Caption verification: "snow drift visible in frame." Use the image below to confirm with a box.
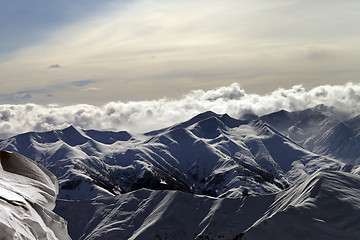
[0,150,70,240]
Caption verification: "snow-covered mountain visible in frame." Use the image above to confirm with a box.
[0,110,349,200]
[0,150,70,239]
[1,106,360,239]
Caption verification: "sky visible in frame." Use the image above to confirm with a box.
[0,0,359,105]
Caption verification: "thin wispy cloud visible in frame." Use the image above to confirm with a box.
[71,80,96,87]
[0,82,359,139]
[81,87,101,92]
[0,80,98,103]
[10,91,33,101]
[49,64,61,68]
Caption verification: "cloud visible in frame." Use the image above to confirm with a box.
[0,80,98,104]
[71,80,96,87]
[0,82,359,139]
[49,64,61,68]
[81,87,101,92]
[7,91,33,102]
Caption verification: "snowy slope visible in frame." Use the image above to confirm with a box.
[0,150,70,240]
[241,171,360,240]
[54,189,274,240]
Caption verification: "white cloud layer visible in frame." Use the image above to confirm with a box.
[0,82,359,139]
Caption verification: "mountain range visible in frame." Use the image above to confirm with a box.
[0,105,359,239]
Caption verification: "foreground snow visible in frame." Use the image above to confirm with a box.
[0,151,70,240]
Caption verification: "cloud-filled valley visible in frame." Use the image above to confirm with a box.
[0,82,359,139]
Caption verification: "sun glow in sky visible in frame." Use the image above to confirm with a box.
[1,0,359,104]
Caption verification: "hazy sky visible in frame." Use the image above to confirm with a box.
[1,0,359,104]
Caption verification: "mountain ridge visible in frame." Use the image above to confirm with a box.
[0,106,355,200]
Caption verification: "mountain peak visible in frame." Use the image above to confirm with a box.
[194,115,226,134]
[145,111,220,136]
[62,125,80,133]
[185,111,219,124]
[219,113,247,128]
[56,125,89,146]
[310,104,330,112]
